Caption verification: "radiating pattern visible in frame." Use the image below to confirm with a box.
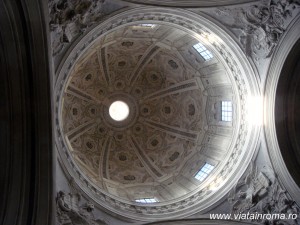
[61,24,234,203]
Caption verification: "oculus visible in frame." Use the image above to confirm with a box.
[109,101,129,121]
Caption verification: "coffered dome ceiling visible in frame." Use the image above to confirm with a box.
[62,23,224,197]
[55,8,260,221]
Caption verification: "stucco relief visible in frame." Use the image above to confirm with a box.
[49,0,125,57]
[56,191,107,225]
[205,0,300,61]
[228,163,300,225]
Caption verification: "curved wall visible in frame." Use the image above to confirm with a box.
[0,0,53,224]
[264,14,300,205]
[275,38,300,187]
[119,0,257,7]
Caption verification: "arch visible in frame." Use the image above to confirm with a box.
[264,14,300,205]
[118,0,257,8]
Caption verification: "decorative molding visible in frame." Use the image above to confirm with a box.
[118,0,257,8]
[129,45,161,86]
[141,78,199,101]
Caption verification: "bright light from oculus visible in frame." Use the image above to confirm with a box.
[109,101,129,121]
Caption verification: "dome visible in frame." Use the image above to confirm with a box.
[62,23,230,199]
[3,1,300,225]
[55,7,260,221]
